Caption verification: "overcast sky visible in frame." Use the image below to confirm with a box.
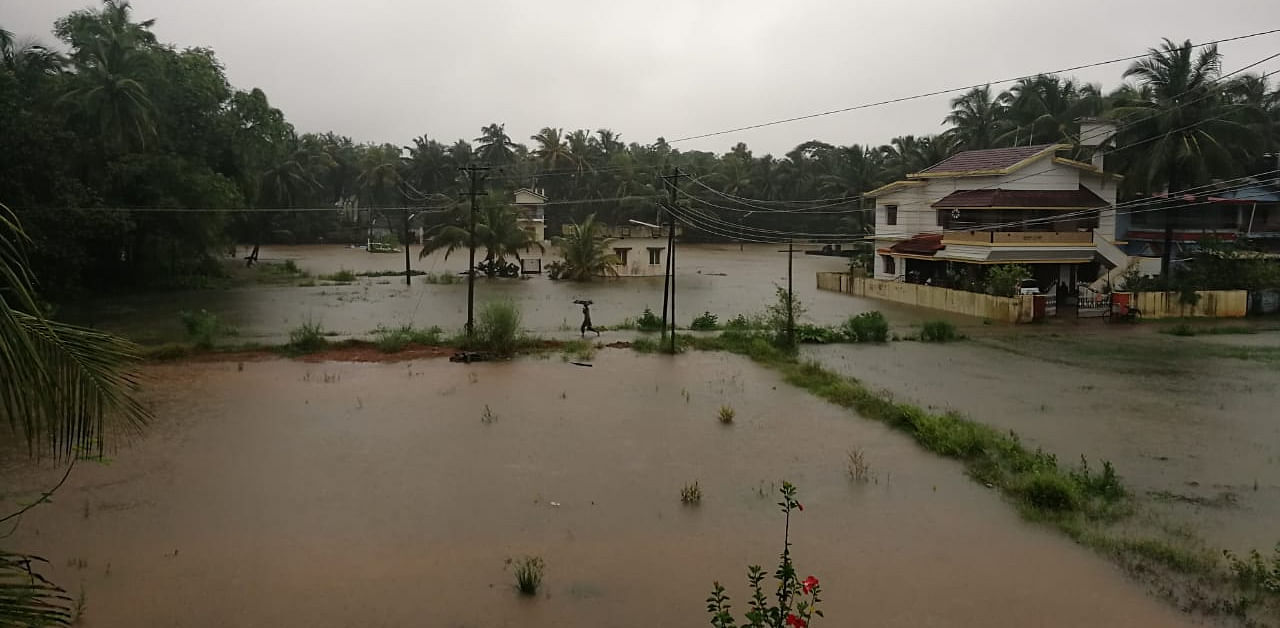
[4,0,1279,155]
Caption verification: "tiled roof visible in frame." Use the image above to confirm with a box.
[931,187,1108,209]
[916,144,1060,175]
[888,233,944,255]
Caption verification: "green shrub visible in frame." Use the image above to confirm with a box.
[723,314,757,330]
[795,324,840,344]
[475,300,522,354]
[637,307,664,331]
[920,320,958,342]
[372,325,444,352]
[282,259,301,274]
[842,311,889,343]
[690,311,719,330]
[1069,456,1126,502]
[765,286,806,347]
[1224,544,1280,594]
[288,320,328,354]
[985,264,1031,297]
[1017,472,1083,513]
[178,309,234,350]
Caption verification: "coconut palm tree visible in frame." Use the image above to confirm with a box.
[553,213,619,281]
[1109,38,1255,274]
[1,203,149,624]
[1000,75,1103,148]
[944,85,1009,151]
[59,38,155,153]
[420,200,542,276]
[474,123,518,166]
[531,127,574,171]
[356,143,402,207]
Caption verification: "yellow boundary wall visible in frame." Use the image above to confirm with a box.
[816,273,1033,323]
[1130,290,1248,319]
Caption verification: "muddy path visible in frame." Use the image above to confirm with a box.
[1,352,1189,627]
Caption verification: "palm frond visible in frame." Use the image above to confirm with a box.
[0,552,73,627]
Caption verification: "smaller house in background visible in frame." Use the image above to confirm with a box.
[513,188,547,243]
[1124,179,1280,258]
[557,223,682,277]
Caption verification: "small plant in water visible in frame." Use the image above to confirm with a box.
[481,404,497,424]
[718,405,736,424]
[511,555,545,596]
[707,482,822,628]
[846,448,871,482]
[681,481,702,505]
[920,320,959,342]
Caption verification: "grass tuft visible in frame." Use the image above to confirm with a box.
[680,481,702,505]
[319,268,357,282]
[287,320,328,354]
[371,324,444,352]
[511,556,545,596]
[717,405,735,424]
[920,320,959,342]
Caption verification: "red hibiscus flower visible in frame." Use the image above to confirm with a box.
[795,502,803,511]
[785,613,808,628]
[801,575,820,594]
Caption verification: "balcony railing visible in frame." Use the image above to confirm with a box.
[943,231,1095,245]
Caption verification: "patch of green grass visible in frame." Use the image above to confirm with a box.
[421,271,462,284]
[178,309,236,350]
[920,320,959,342]
[319,268,357,282]
[356,269,425,277]
[560,339,597,362]
[717,405,735,424]
[630,337,659,353]
[371,324,444,352]
[140,343,195,361]
[511,556,545,596]
[473,300,523,355]
[286,320,328,354]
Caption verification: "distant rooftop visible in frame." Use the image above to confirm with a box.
[915,144,1061,176]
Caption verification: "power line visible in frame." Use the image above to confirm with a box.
[667,28,1280,144]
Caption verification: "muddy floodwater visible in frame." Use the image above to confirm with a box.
[2,352,1190,627]
[804,330,1280,555]
[64,244,966,344]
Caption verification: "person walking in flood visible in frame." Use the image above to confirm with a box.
[575,299,599,337]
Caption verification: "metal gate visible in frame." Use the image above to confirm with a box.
[1076,285,1111,318]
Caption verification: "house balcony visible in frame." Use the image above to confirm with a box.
[942,231,1095,246]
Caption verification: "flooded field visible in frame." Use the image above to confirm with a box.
[63,244,965,344]
[1,352,1190,627]
[804,328,1280,555]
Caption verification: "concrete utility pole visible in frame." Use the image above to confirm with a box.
[660,167,686,353]
[461,164,490,339]
[787,237,795,347]
[402,206,412,286]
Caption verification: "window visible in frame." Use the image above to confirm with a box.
[647,247,663,264]
[613,247,630,265]
[882,255,896,276]
[885,204,898,226]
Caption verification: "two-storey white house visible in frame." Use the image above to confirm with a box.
[867,139,1127,293]
[513,188,547,244]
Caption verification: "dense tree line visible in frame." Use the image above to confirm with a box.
[4,2,1279,295]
